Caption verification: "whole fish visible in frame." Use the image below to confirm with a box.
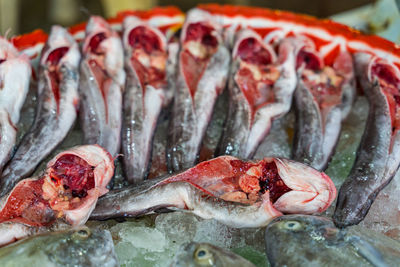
[216,29,296,158]
[292,36,355,171]
[167,8,230,172]
[265,215,400,267]
[0,227,118,267]
[90,156,336,228]
[0,26,80,197]
[0,145,114,245]
[170,242,256,267]
[121,16,175,184]
[79,16,125,157]
[334,53,400,227]
[0,38,31,172]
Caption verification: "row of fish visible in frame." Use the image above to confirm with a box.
[0,214,398,267]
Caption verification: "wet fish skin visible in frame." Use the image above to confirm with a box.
[91,156,336,227]
[292,37,355,171]
[79,16,125,157]
[265,215,400,267]
[170,242,256,267]
[121,17,173,184]
[167,8,230,172]
[333,53,400,227]
[217,30,297,159]
[0,227,118,267]
[0,38,31,171]
[0,26,80,197]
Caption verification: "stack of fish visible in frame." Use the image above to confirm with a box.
[0,4,398,266]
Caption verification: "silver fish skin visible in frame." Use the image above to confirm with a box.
[0,26,80,197]
[170,242,256,267]
[333,53,400,227]
[0,38,31,171]
[265,215,400,267]
[90,156,336,228]
[217,30,296,158]
[291,36,355,171]
[0,227,118,267]
[167,8,230,172]
[121,16,175,184]
[79,16,125,157]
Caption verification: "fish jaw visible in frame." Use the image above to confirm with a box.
[0,145,114,227]
[272,158,336,214]
[334,53,400,228]
[0,110,16,170]
[0,37,31,124]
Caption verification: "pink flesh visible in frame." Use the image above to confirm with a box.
[160,157,291,204]
[87,33,110,121]
[235,37,279,120]
[0,155,95,226]
[181,22,218,98]
[372,63,400,132]
[298,48,343,111]
[129,26,166,90]
[46,47,69,114]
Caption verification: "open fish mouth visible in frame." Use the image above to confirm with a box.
[0,145,114,227]
[159,156,336,215]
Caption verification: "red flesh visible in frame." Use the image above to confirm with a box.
[296,50,322,71]
[129,26,166,90]
[0,179,55,226]
[181,23,218,98]
[46,47,69,114]
[50,154,95,198]
[235,37,277,120]
[88,32,107,54]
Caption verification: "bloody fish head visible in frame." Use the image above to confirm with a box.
[161,156,336,215]
[0,145,114,227]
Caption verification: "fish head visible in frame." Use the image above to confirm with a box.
[40,25,80,70]
[265,215,344,265]
[170,242,255,267]
[0,145,114,227]
[0,226,118,266]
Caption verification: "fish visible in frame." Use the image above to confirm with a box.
[170,242,256,267]
[291,36,355,171]
[0,226,118,267]
[0,26,80,197]
[90,156,336,228]
[216,29,296,159]
[0,145,114,245]
[79,16,126,157]
[0,38,31,172]
[121,16,175,184]
[333,53,400,227]
[167,8,230,172]
[265,214,400,267]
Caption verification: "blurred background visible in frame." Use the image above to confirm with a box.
[0,0,399,43]
[0,0,373,35]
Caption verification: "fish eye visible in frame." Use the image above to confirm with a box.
[72,228,91,240]
[283,221,302,231]
[194,246,214,266]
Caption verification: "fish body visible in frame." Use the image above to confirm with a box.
[334,53,400,227]
[0,38,31,171]
[0,227,118,267]
[265,215,400,267]
[121,16,174,184]
[167,8,230,172]
[79,16,125,157]
[170,242,256,267]
[217,29,296,158]
[0,145,114,245]
[91,156,336,228]
[292,36,355,171]
[0,26,80,197]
